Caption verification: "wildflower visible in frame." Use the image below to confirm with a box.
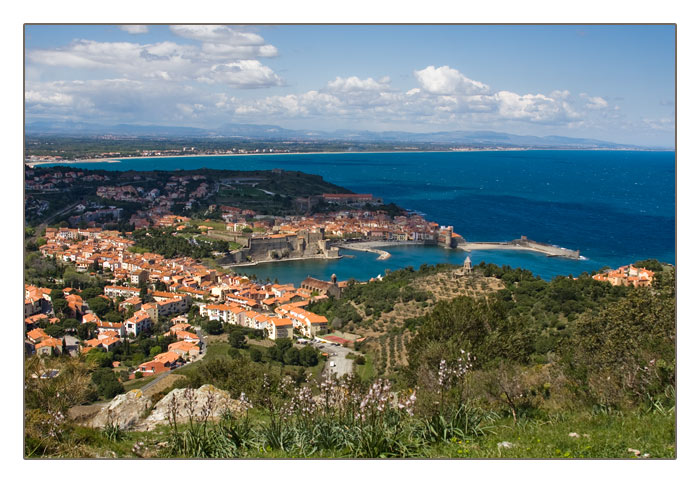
[238,392,253,412]
[497,441,513,449]
[568,432,580,438]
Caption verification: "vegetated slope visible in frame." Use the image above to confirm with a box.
[24,261,675,459]
[308,263,505,376]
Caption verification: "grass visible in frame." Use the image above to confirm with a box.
[355,352,376,382]
[173,342,230,377]
[422,410,676,459]
[48,406,674,459]
[203,342,232,358]
[189,218,227,231]
[307,356,327,381]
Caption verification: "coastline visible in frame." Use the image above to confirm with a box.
[23,146,665,168]
[24,149,517,167]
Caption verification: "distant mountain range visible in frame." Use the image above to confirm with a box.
[25,120,666,150]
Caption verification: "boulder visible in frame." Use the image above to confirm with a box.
[141,384,241,431]
[90,389,152,430]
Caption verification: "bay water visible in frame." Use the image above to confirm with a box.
[45,150,675,282]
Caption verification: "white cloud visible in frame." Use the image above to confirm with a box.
[27,29,282,86]
[170,25,264,45]
[586,96,608,109]
[641,117,675,131]
[414,65,489,95]
[227,65,585,128]
[119,25,149,34]
[495,91,574,122]
[28,39,194,77]
[25,78,208,122]
[200,43,278,59]
[235,91,344,117]
[550,90,571,99]
[25,90,74,106]
[26,52,604,132]
[170,25,277,59]
[196,60,283,88]
[326,76,391,93]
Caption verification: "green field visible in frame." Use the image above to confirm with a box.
[355,352,376,382]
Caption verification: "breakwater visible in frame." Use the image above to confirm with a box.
[336,241,398,260]
[458,237,582,260]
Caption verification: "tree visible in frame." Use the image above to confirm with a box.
[62,318,80,333]
[634,259,664,273]
[299,345,319,367]
[283,347,300,366]
[44,324,65,339]
[249,347,262,362]
[51,298,68,319]
[87,297,111,317]
[204,320,223,335]
[268,345,282,362]
[228,329,247,349]
[24,356,94,414]
[85,349,113,368]
[566,285,675,408]
[188,304,200,320]
[104,311,123,323]
[81,287,103,300]
[275,338,293,352]
[149,346,162,357]
[77,322,97,340]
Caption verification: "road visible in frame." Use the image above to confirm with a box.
[309,340,358,378]
[33,200,83,233]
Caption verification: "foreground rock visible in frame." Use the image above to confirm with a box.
[141,384,240,431]
[90,389,151,430]
[88,385,242,431]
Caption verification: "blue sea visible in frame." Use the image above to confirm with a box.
[44,150,675,283]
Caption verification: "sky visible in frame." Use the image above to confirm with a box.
[24,24,676,147]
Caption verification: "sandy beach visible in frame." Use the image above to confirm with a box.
[24,147,531,168]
